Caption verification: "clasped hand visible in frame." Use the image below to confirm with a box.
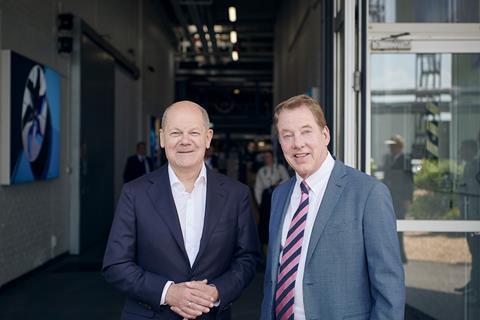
[165,279,219,319]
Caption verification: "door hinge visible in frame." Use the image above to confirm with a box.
[353,70,361,92]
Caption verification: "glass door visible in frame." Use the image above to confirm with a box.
[368,25,480,320]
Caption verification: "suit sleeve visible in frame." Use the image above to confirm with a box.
[363,182,406,320]
[210,186,260,311]
[102,183,168,308]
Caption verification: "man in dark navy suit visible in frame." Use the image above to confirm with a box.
[103,101,259,319]
[123,142,154,183]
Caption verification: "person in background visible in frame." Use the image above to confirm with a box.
[261,94,405,320]
[123,141,153,183]
[455,138,480,301]
[382,134,413,263]
[103,101,260,319]
[255,150,289,254]
[204,145,219,171]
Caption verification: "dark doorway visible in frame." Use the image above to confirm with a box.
[79,35,115,251]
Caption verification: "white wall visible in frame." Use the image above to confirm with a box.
[0,0,175,286]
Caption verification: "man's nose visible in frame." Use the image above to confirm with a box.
[292,134,305,149]
[179,133,191,144]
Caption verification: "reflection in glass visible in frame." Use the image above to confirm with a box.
[370,52,480,319]
[370,53,480,222]
[403,232,479,319]
[369,0,480,23]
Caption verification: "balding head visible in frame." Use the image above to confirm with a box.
[160,100,213,177]
[162,101,210,130]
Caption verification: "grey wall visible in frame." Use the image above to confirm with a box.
[274,0,324,106]
[0,0,175,286]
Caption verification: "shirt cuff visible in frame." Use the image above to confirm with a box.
[160,281,174,305]
[209,284,220,307]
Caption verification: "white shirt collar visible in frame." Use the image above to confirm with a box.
[294,152,335,195]
[168,164,207,193]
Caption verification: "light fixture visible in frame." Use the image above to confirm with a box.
[228,6,237,22]
[233,88,240,95]
[232,50,239,61]
[230,30,237,44]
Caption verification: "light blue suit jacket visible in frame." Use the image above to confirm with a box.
[260,160,405,320]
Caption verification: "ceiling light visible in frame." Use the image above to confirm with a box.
[230,30,237,43]
[232,50,239,61]
[233,88,240,95]
[228,6,237,22]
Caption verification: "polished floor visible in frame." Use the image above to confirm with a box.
[0,241,263,320]
[0,241,467,320]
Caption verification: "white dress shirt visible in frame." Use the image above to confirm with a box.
[279,153,335,319]
[160,164,207,305]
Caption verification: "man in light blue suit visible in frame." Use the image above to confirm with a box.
[260,95,405,320]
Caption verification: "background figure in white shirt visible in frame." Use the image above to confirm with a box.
[254,150,289,253]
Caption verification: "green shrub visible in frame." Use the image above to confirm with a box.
[409,159,461,220]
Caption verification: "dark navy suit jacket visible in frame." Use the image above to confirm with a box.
[103,165,260,319]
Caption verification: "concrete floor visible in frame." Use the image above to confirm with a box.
[0,242,478,319]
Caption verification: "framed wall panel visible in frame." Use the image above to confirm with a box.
[0,50,60,185]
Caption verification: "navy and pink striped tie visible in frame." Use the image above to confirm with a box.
[275,181,310,320]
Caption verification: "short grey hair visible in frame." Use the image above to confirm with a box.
[161,101,211,129]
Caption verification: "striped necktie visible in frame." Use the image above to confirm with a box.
[275,181,310,320]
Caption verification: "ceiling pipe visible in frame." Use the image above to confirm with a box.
[167,0,196,52]
[205,6,220,63]
[186,3,211,63]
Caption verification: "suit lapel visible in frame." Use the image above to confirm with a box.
[270,178,296,283]
[147,166,189,262]
[305,160,347,265]
[192,169,227,268]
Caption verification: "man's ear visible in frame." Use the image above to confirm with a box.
[323,126,331,146]
[160,129,165,148]
[206,129,213,149]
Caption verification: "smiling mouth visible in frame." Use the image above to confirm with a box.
[294,153,309,158]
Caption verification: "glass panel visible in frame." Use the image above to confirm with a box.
[369,0,480,23]
[370,53,480,222]
[403,232,479,320]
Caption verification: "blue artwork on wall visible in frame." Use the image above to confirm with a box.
[1,50,60,185]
